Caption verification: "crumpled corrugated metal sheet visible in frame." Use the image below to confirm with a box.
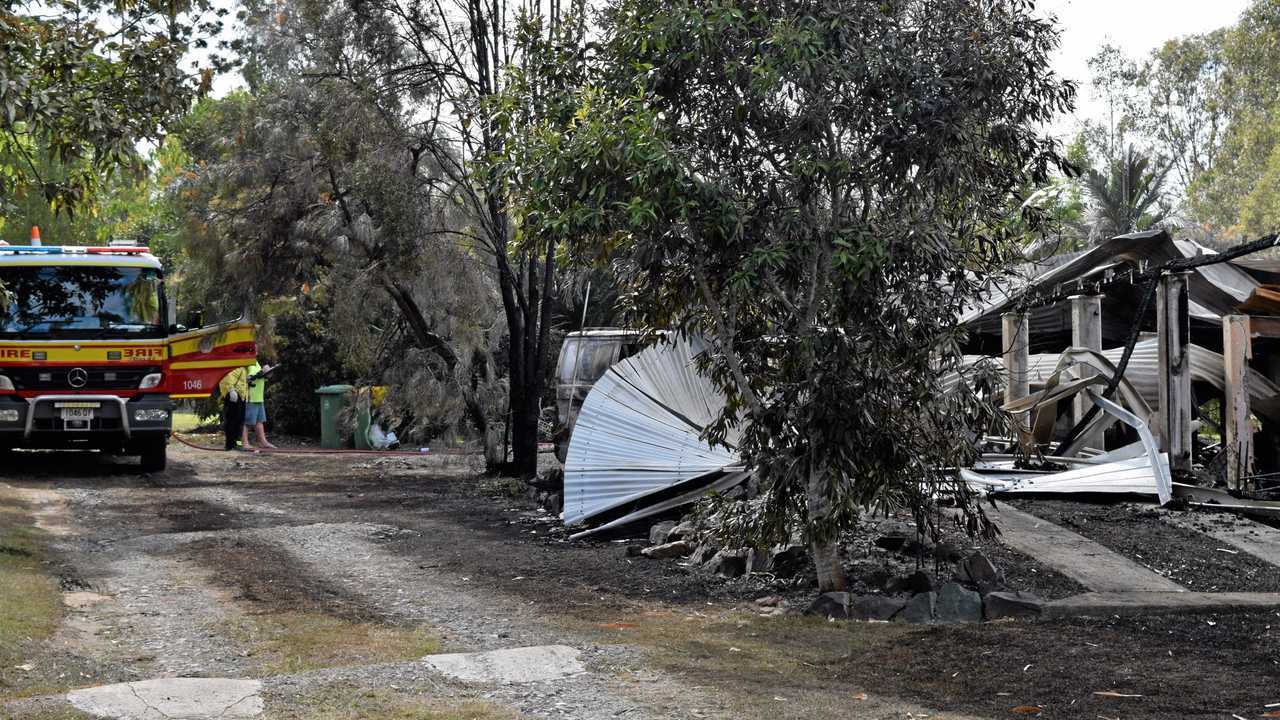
[562,336,741,528]
[962,453,1170,496]
[1023,339,1280,420]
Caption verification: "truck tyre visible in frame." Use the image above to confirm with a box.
[140,440,167,473]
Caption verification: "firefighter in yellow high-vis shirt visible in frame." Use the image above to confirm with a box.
[242,359,278,449]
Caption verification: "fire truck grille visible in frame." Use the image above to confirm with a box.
[9,366,162,391]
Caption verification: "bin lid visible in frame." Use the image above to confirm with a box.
[316,384,355,395]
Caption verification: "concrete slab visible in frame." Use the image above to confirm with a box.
[422,645,585,684]
[67,677,263,719]
[987,501,1185,593]
[1163,512,1280,569]
[1044,591,1280,618]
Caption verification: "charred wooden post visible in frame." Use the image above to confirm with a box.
[1223,314,1254,492]
[1002,312,1030,436]
[1070,295,1104,450]
[1157,272,1193,475]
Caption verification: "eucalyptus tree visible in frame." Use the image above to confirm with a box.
[506,0,1074,590]
[175,0,506,450]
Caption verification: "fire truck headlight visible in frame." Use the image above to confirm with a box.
[138,373,163,390]
[0,409,18,422]
[0,375,12,391]
[133,409,169,423]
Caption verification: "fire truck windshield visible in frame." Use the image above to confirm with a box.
[0,266,164,338]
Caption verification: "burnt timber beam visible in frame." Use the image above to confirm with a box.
[1223,314,1254,492]
[1157,272,1193,475]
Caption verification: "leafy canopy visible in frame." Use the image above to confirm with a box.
[0,0,232,214]
[509,0,1074,544]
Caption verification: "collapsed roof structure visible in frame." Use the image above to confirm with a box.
[962,229,1280,512]
[561,229,1280,535]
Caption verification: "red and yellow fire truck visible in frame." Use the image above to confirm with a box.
[0,229,256,470]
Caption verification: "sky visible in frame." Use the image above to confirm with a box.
[1037,0,1251,138]
[205,0,1253,130]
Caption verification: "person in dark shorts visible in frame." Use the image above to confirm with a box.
[218,366,249,450]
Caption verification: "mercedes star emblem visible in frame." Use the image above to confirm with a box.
[67,368,89,388]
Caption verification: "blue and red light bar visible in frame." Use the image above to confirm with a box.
[0,245,151,254]
[0,228,150,255]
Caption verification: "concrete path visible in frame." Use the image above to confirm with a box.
[1163,511,1280,569]
[1044,591,1280,618]
[67,677,263,719]
[421,645,586,684]
[988,501,1186,593]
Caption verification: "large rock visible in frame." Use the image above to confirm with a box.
[805,592,850,619]
[649,521,678,545]
[709,549,749,578]
[933,541,965,566]
[957,552,1002,587]
[641,540,694,559]
[667,521,700,542]
[896,591,936,624]
[934,582,983,623]
[850,594,906,621]
[888,570,934,595]
[766,544,809,577]
[983,591,1044,620]
[873,533,910,552]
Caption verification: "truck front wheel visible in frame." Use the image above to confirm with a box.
[140,440,167,473]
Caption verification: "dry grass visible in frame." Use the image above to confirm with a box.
[571,606,932,720]
[0,487,67,701]
[265,684,516,720]
[232,611,441,675]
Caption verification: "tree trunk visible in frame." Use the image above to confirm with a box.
[806,464,846,592]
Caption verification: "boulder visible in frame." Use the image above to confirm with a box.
[649,521,678,546]
[766,544,809,577]
[983,591,1044,621]
[805,592,850,619]
[873,534,910,552]
[933,541,965,566]
[957,552,1002,587]
[896,591,936,624]
[888,570,934,595]
[667,521,700,542]
[850,594,906,621]
[862,568,893,591]
[641,540,694,559]
[709,549,749,578]
[934,583,983,623]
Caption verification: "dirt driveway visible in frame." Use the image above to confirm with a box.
[1,441,1278,720]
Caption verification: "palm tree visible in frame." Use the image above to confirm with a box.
[1084,145,1173,241]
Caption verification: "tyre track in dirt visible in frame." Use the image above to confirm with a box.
[1,448,736,719]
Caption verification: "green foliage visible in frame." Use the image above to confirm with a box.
[1193,0,1280,238]
[265,304,349,437]
[506,0,1072,545]
[0,0,234,215]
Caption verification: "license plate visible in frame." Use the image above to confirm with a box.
[61,408,94,429]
